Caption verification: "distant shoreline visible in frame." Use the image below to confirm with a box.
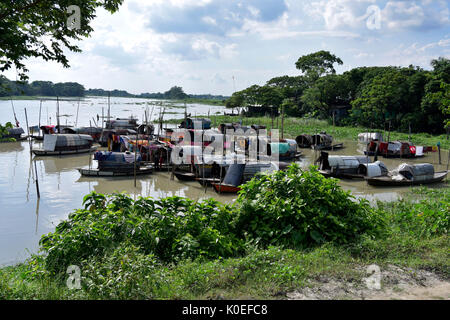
[0,95,226,106]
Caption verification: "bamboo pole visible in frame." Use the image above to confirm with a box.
[56,96,60,133]
[25,108,40,198]
[75,99,80,127]
[38,100,42,138]
[134,131,138,188]
[24,108,32,154]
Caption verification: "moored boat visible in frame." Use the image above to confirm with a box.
[78,151,153,177]
[367,163,448,186]
[32,134,96,156]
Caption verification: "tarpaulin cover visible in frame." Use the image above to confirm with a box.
[6,128,24,135]
[269,143,290,155]
[223,163,245,186]
[391,163,434,181]
[358,132,383,143]
[328,156,370,169]
[43,134,93,151]
[94,151,141,163]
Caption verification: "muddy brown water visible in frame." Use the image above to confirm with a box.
[1,138,448,266]
[0,96,448,265]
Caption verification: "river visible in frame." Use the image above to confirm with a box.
[0,97,448,265]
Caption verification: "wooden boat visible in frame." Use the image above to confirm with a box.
[173,171,196,181]
[78,151,153,177]
[78,165,153,177]
[316,152,387,179]
[318,170,366,180]
[211,183,241,194]
[367,171,448,186]
[33,134,95,156]
[313,143,344,151]
[196,177,221,187]
[34,146,97,156]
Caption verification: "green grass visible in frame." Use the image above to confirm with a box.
[0,186,448,300]
[162,115,450,150]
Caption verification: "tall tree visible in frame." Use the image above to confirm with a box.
[295,51,343,82]
[0,0,124,81]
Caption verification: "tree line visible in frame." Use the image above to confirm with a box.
[0,76,228,102]
[0,76,85,97]
[226,51,450,134]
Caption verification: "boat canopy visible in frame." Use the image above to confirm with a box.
[268,142,290,155]
[295,134,313,147]
[43,134,93,151]
[6,127,24,137]
[358,161,388,177]
[391,163,434,181]
[358,132,383,143]
[327,155,370,169]
[94,151,141,163]
[311,133,333,146]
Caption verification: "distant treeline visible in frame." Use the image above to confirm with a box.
[86,86,228,101]
[227,51,450,134]
[0,76,228,101]
[0,76,85,97]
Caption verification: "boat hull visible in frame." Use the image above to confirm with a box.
[174,171,197,181]
[78,166,153,177]
[211,183,241,194]
[33,146,97,156]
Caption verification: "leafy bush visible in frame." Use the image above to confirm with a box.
[39,193,243,274]
[234,165,384,247]
[377,187,449,238]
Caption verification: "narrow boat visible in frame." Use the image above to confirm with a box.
[211,183,241,194]
[33,134,96,156]
[313,143,344,151]
[367,163,448,186]
[78,166,153,177]
[196,177,222,187]
[174,171,196,181]
[364,141,425,158]
[317,152,387,179]
[78,151,153,177]
[212,163,245,194]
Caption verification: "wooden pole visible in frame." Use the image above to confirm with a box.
[134,131,138,188]
[56,96,61,133]
[24,108,32,154]
[89,120,92,171]
[281,104,285,140]
[107,93,111,129]
[438,142,441,165]
[38,100,42,138]
[25,108,40,198]
[34,160,40,198]
[75,99,80,127]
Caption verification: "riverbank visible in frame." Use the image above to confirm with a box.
[162,115,450,150]
[0,167,448,300]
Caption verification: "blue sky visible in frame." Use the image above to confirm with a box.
[5,0,450,95]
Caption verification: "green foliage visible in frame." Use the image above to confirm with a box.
[234,165,384,247]
[39,193,243,274]
[0,76,85,97]
[295,50,343,82]
[377,187,449,238]
[0,0,124,81]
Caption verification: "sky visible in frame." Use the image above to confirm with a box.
[4,0,450,96]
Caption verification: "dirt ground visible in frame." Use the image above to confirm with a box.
[287,265,450,300]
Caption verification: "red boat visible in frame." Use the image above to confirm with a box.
[211,183,241,194]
